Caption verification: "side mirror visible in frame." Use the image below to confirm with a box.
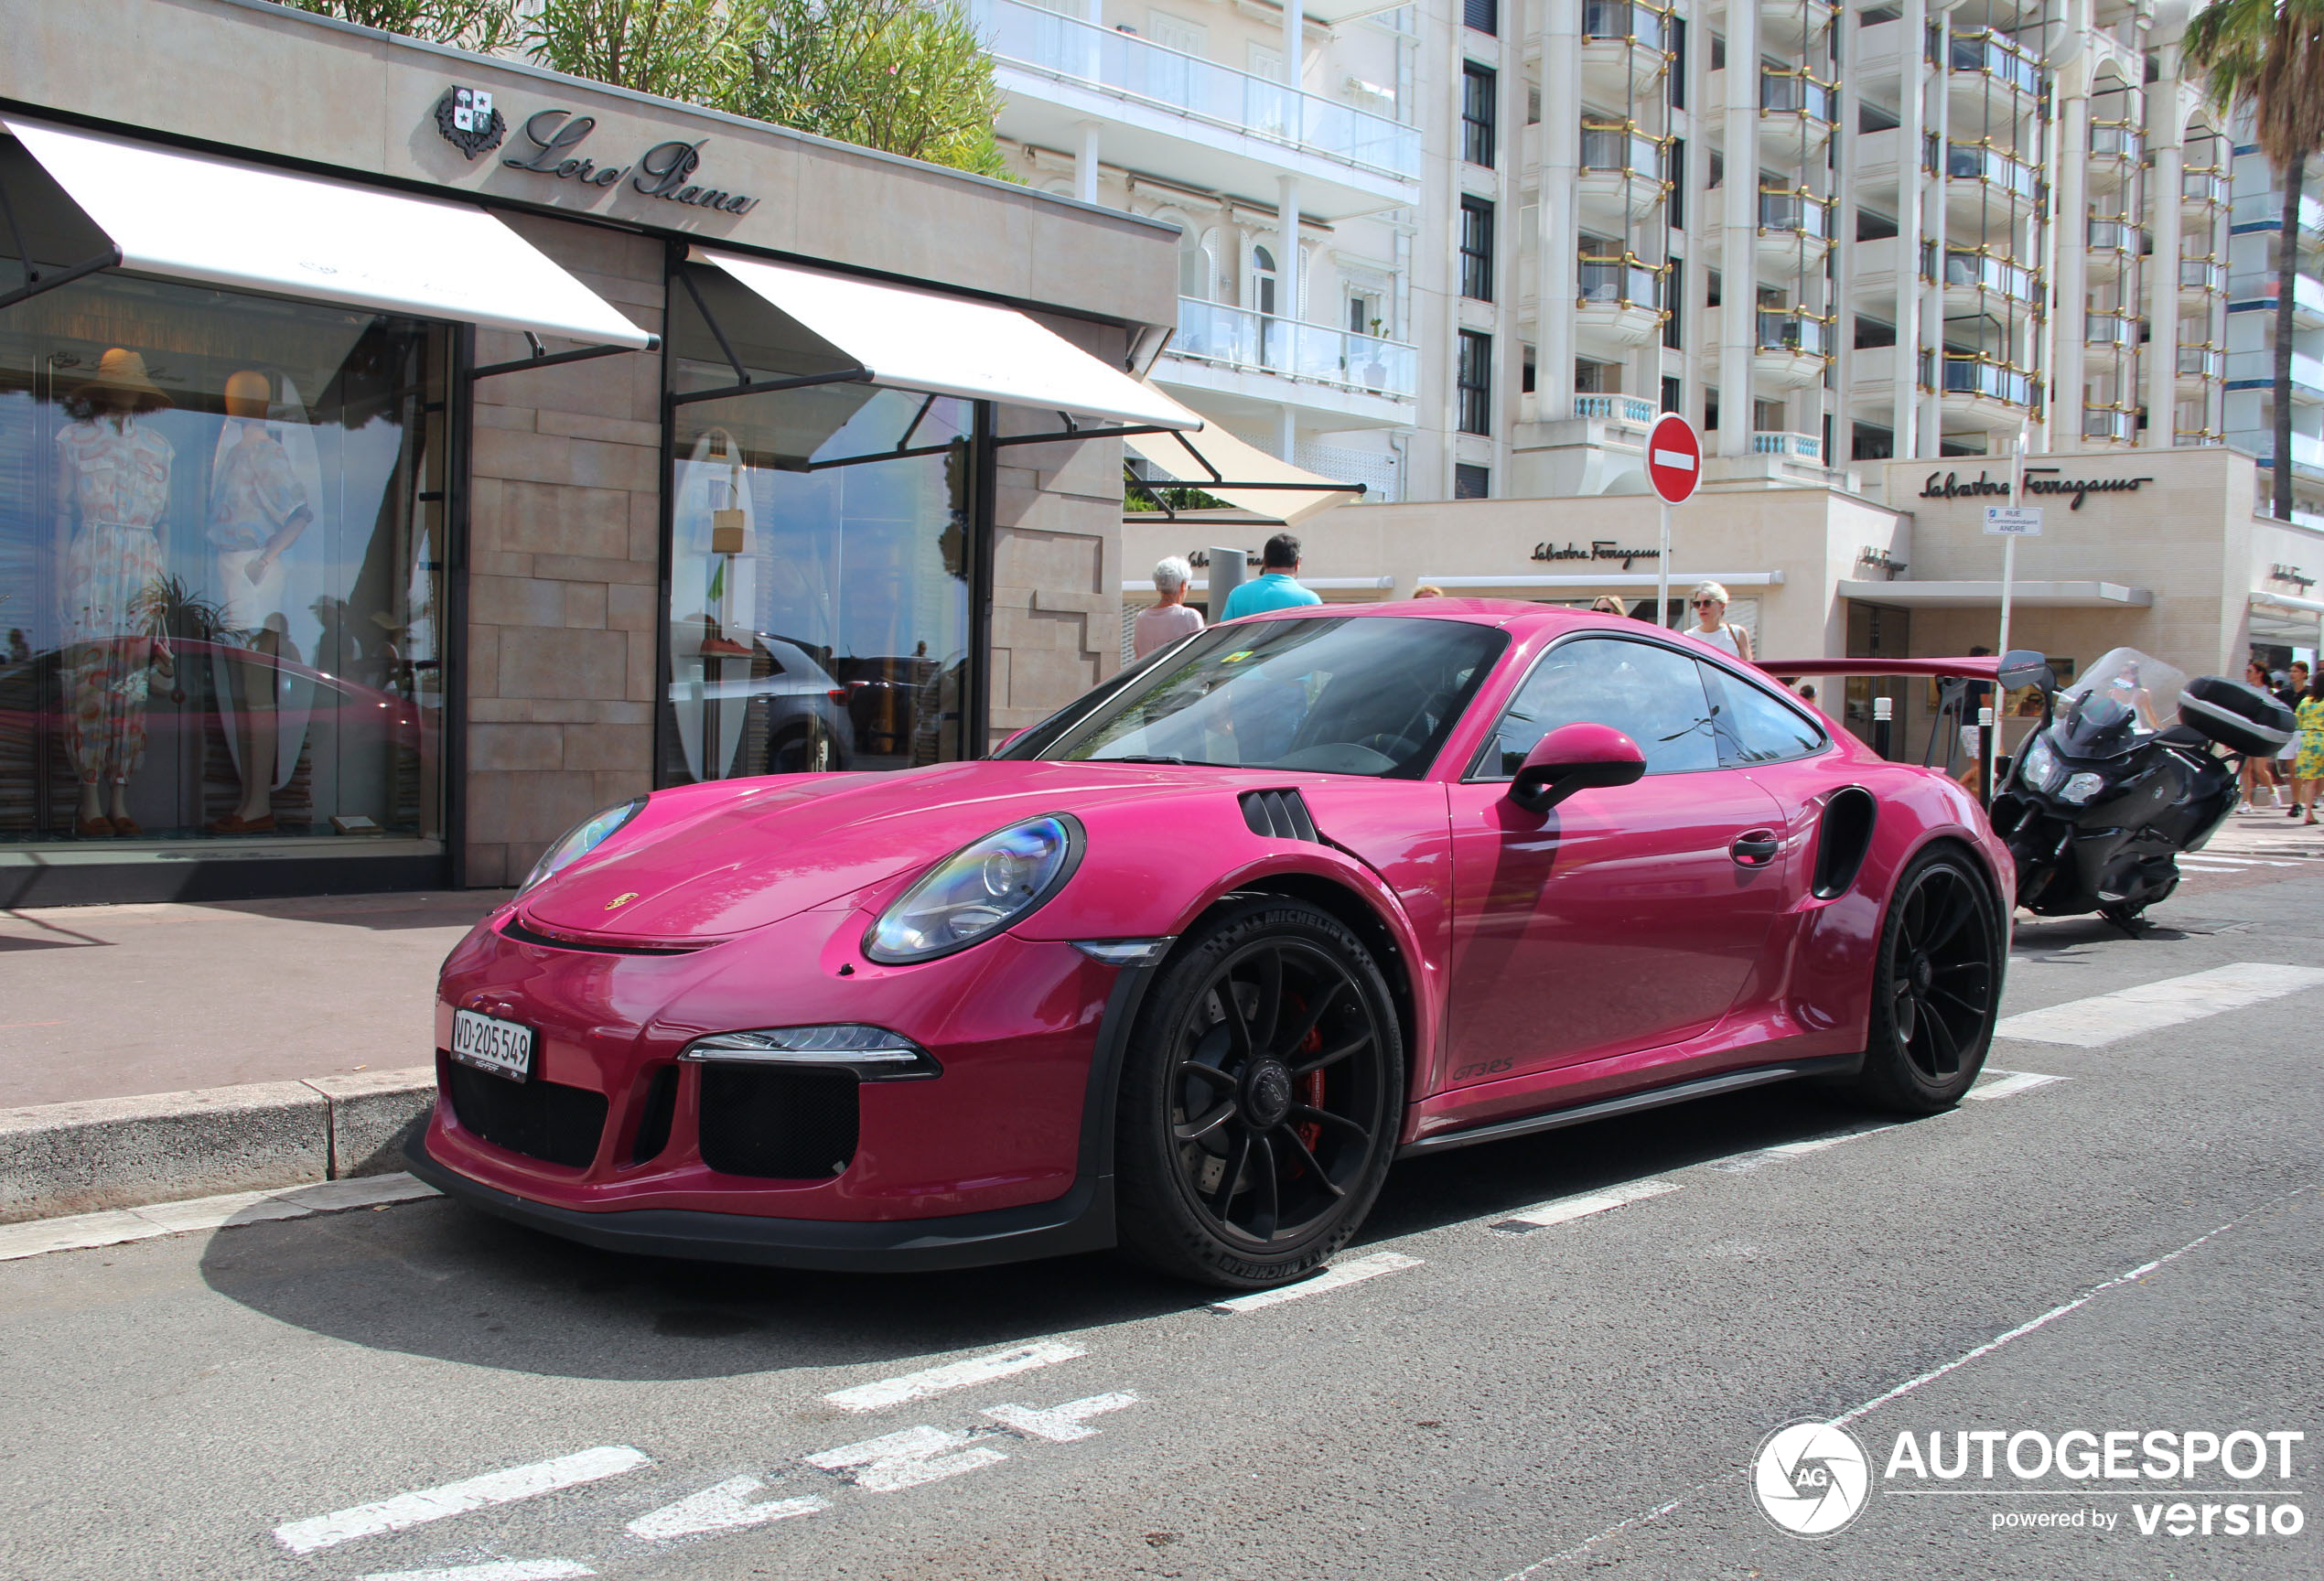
[1996,648,2054,692]
[1509,722,1647,813]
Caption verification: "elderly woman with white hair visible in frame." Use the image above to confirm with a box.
[1681,580,1753,661]
[1133,554,1205,659]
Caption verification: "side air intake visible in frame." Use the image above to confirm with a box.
[1812,786,1878,900]
[1241,789,1321,844]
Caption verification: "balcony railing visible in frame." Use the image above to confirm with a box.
[2085,311,2138,347]
[1759,185,1834,242]
[977,0,1421,180]
[1942,246,2037,302]
[1577,254,1664,308]
[1574,393,1660,424]
[1760,67,1837,121]
[1171,298,1418,396]
[1580,122,1665,180]
[1756,308,1834,357]
[1950,27,2040,94]
[1941,352,2037,406]
[1581,0,1668,49]
[2090,119,2145,163]
[2082,404,2137,441]
[2178,343,2226,380]
[2180,258,2228,293]
[2182,167,2231,206]
[1944,141,2041,202]
[2088,217,2149,253]
[1750,430,1824,460]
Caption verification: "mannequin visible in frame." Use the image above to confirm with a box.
[54,348,174,838]
[206,369,313,834]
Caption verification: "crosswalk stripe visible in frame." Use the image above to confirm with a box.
[1995,963,2324,1047]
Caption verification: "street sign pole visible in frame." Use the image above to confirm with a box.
[1985,425,2038,799]
[1999,425,2028,661]
[1656,500,1672,629]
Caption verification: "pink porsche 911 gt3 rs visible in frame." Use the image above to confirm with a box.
[409,601,2014,1288]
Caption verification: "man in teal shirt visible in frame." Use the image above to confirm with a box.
[1221,532,1323,620]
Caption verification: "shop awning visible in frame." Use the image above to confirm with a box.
[1838,579,2152,608]
[1418,572,1787,590]
[0,117,652,350]
[1124,418,1363,527]
[687,246,1200,430]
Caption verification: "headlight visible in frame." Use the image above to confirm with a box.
[520,796,646,893]
[864,814,1081,964]
[2059,772,2107,806]
[2017,735,2064,793]
[678,1024,939,1080]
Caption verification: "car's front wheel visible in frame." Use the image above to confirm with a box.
[1114,898,1403,1288]
[1851,846,2003,1113]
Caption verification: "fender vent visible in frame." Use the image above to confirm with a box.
[1242,789,1321,843]
[1812,786,1879,899]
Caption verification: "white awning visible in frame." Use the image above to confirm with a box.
[1419,572,1787,589]
[4,117,652,348]
[690,246,1200,430]
[1839,579,2152,608]
[1124,418,1361,527]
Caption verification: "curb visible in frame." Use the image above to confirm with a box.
[0,1068,437,1225]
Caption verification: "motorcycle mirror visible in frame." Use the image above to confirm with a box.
[1996,649,2053,691]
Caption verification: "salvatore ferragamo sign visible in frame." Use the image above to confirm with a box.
[433,85,759,215]
[1919,467,2155,511]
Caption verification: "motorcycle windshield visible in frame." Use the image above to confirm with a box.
[2050,647,2188,759]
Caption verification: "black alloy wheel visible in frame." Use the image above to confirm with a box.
[1115,898,1403,1288]
[1854,847,2003,1113]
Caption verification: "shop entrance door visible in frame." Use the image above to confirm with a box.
[1845,601,1911,758]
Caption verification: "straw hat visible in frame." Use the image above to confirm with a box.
[71,348,170,406]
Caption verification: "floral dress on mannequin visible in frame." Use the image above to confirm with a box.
[57,413,173,799]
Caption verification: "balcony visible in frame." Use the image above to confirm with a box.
[1580,0,1672,96]
[1754,307,1833,387]
[2180,257,2228,307]
[976,0,1420,220]
[1573,393,1660,425]
[1759,68,1838,162]
[2182,167,2231,212]
[1942,141,2042,238]
[1757,184,1834,272]
[2087,120,2144,193]
[1941,245,2038,307]
[2231,268,2324,327]
[1937,351,2038,414]
[2178,342,2225,386]
[2225,345,2324,403]
[2086,217,2148,283]
[1948,28,2041,97]
[1167,297,1417,399]
[2228,427,2324,478]
[1749,429,1824,460]
[1578,122,1668,219]
[2085,311,2138,349]
[2082,404,2137,443]
[1576,254,1667,348]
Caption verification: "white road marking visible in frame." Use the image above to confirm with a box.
[1208,1250,1424,1313]
[1993,962,2324,1047]
[627,1479,829,1541]
[822,1340,1085,1413]
[984,1393,1141,1443]
[1490,1179,1682,1232]
[0,1172,439,1263]
[360,1564,594,1581]
[1968,1070,2068,1101]
[804,1425,1008,1492]
[273,1447,651,1554]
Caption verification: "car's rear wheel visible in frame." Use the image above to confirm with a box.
[1851,846,2003,1113]
[1114,898,1403,1288]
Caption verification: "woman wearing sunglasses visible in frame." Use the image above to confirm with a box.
[1681,580,1753,662]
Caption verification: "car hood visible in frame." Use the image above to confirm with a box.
[518,759,1295,942]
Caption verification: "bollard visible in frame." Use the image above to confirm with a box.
[1873,693,1893,760]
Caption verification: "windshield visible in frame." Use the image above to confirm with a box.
[1001,616,1509,778]
[2049,647,2187,759]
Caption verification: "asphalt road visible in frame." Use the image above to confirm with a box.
[3,870,2319,1581]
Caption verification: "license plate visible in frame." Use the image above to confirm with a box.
[450,1008,535,1082]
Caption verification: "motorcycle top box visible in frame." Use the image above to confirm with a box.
[2179,674,2295,758]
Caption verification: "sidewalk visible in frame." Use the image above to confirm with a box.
[0,889,502,1108]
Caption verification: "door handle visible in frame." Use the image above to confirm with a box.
[1731,830,1781,867]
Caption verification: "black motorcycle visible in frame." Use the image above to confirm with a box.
[1985,646,2295,929]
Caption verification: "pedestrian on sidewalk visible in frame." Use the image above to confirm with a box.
[2276,662,2307,813]
[1681,581,1753,661]
[2296,671,2324,826]
[2241,660,2285,810]
[1221,533,1322,620]
[1134,555,1203,660]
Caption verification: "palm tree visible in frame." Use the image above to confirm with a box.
[2187,0,2324,519]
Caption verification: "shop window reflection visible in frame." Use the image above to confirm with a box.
[0,275,445,847]
[664,384,974,782]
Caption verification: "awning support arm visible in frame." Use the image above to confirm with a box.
[1123,466,1179,521]
[895,392,939,452]
[0,245,118,313]
[677,265,749,382]
[995,422,1177,448]
[668,366,873,408]
[471,339,657,381]
[0,172,35,295]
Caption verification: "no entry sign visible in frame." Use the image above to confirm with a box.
[1646,413,1701,506]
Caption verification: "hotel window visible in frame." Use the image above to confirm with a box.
[1458,330,1493,435]
[1670,18,1687,107]
[1455,463,1491,499]
[1522,344,1537,394]
[1664,259,1684,348]
[1462,64,1498,168]
[1459,198,1496,301]
[1667,138,1686,229]
[1662,375,1684,414]
[1466,0,1497,37]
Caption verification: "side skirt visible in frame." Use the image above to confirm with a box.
[1394,1054,1864,1159]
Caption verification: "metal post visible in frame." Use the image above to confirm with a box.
[1656,500,1673,628]
[1874,693,1893,760]
[1208,545,1250,622]
[1995,425,2027,797]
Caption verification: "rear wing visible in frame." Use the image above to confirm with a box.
[1756,656,2005,682]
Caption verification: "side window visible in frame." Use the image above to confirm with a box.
[1698,662,1827,765]
[1476,638,1720,778]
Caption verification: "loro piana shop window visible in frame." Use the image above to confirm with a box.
[0,274,448,848]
